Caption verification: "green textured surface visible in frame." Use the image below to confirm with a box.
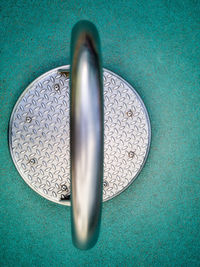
[0,0,200,266]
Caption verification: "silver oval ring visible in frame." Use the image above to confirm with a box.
[70,21,104,250]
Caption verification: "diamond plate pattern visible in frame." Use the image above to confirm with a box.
[9,66,151,205]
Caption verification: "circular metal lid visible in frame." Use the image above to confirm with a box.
[9,65,151,205]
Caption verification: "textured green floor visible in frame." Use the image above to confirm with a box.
[0,0,200,266]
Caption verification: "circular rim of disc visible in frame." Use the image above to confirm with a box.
[9,65,151,206]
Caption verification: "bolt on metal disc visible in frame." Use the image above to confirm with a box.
[9,65,151,205]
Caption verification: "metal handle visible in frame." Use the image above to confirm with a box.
[70,21,104,250]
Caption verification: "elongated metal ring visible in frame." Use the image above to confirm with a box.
[70,21,104,250]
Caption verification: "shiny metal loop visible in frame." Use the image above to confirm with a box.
[70,21,104,250]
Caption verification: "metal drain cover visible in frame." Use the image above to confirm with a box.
[9,66,151,205]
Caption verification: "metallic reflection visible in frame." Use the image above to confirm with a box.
[70,21,104,250]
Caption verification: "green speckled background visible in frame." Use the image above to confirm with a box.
[0,0,200,266]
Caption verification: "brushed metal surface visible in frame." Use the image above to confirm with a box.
[70,21,104,249]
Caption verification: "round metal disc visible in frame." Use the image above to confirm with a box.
[9,65,151,205]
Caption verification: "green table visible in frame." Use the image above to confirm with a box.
[0,0,199,266]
